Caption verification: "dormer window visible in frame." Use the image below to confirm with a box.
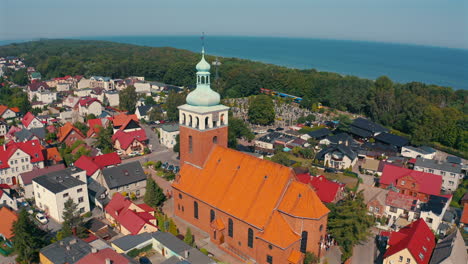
[400,180,405,185]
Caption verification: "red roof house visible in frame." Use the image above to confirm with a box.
[0,207,18,240]
[76,248,131,264]
[86,118,108,138]
[75,153,121,177]
[21,112,43,129]
[296,174,345,203]
[57,122,85,146]
[112,129,148,154]
[382,219,435,264]
[104,193,157,235]
[0,140,45,170]
[380,164,442,202]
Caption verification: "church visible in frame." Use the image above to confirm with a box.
[172,47,330,264]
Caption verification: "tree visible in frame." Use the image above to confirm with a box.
[144,96,156,105]
[73,121,89,135]
[164,90,186,121]
[156,213,167,232]
[168,218,178,236]
[12,209,49,264]
[57,199,87,240]
[94,124,113,153]
[173,134,180,153]
[184,227,194,246]
[86,113,97,120]
[270,152,290,166]
[144,177,166,208]
[327,192,374,262]
[148,106,165,122]
[11,68,29,85]
[303,252,319,264]
[248,95,275,125]
[228,116,255,149]
[119,85,138,113]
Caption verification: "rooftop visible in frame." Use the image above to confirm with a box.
[415,157,462,174]
[40,236,92,264]
[33,167,85,194]
[102,161,146,189]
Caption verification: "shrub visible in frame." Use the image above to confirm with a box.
[200,248,209,255]
[127,244,153,258]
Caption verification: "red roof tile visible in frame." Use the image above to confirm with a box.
[309,175,344,203]
[383,219,435,264]
[112,129,147,150]
[0,207,18,239]
[385,191,418,211]
[21,112,37,127]
[75,153,121,177]
[57,122,85,142]
[0,140,44,169]
[258,211,300,249]
[76,248,131,264]
[78,96,101,107]
[74,156,100,176]
[87,118,103,137]
[380,164,442,196]
[110,113,138,127]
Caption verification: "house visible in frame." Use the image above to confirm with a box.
[446,156,462,165]
[0,207,18,241]
[111,232,154,254]
[29,72,42,81]
[0,186,17,210]
[318,132,354,146]
[401,146,436,159]
[361,158,382,176]
[300,128,330,141]
[77,96,102,117]
[33,167,90,222]
[461,192,468,207]
[43,147,63,166]
[316,144,358,170]
[374,132,409,149]
[21,112,44,129]
[0,119,8,137]
[380,164,442,202]
[381,219,435,264]
[76,248,136,264]
[77,78,91,89]
[152,231,216,264]
[13,127,46,144]
[57,122,86,146]
[413,157,464,192]
[18,164,66,198]
[385,191,419,227]
[112,129,148,155]
[134,81,151,95]
[349,117,389,139]
[0,139,45,185]
[0,105,17,119]
[86,118,109,138]
[296,174,345,203]
[56,82,71,91]
[39,236,93,264]
[62,95,80,108]
[74,152,121,179]
[135,105,154,121]
[100,161,146,197]
[89,76,113,90]
[105,193,157,235]
[358,184,389,217]
[27,82,57,104]
[254,132,296,154]
[419,195,451,233]
[159,124,179,149]
[87,178,109,210]
[359,142,399,158]
[104,90,120,107]
[429,229,468,264]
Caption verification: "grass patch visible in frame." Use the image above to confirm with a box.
[127,244,153,258]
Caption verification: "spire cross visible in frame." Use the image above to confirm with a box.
[201,32,205,55]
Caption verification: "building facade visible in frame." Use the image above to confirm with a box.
[414,157,464,192]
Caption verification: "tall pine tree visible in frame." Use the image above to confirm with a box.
[12,210,50,264]
[144,177,166,208]
[56,199,87,240]
[183,227,194,246]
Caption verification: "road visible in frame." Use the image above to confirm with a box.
[351,230,379,264]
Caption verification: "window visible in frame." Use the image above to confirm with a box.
[426,217,433,223]
[193,201,198,219]
[247,228,254,248]
[390,206,398,213]
[189,136,193,153]
[300,231,308,253]
[210,209,215,223]
[79,208,85,213]
[422,246,427,252]
[375,207,380,213]
[179,193,182,199]
[63,193,69,198]
[369,206,374,212]
[136,190,140,196]
[213,136,218,144]
[77,188,83,193]
[78,197,84,203]
[228,218,233,237]
[400,180,405,185]
[406,258,410,264]
[419,253,424,260]
[399,256,403,262]
[266,255,273,264]
[319,225,323,232]
[38,192,41,198]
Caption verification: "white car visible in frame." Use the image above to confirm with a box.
[129,151,140,157]
[116,150,123,155]
[35,213,48,224]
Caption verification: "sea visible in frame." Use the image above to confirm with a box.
[2,36,468,90]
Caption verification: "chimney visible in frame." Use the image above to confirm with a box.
[185,250,189,259]
[66,246,70,251]
[105,258,112,264]
[91,247,98,253]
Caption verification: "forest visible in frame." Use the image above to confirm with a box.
[0,39,466,154]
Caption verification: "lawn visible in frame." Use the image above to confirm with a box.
[321,171,359,190]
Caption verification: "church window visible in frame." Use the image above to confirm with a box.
[194,201,198,219]
[210,209,215,223]
[189,136,193,153]
[300,231,308,253]
[213,136,218,144]
[228,218,233,237]
[248,228,254,248]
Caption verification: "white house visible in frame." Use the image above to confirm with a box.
[0,106,17,119]
[401,146,436,159]
[21,112,44,129]
[77,97,103,117]
[317,144,358,170]
[0,140,45,185]
[135,105,154,122]
[33,167,90,223]
[159,124,179,149]
[18,164,66,199]
[384,191,419,228]
[27,82,57,104]
[0,120,8,137]
[0,187,17,210]
[134,82,151,95]
[56,83,71,92]
[77,78,91,89]
[89,76,113,90]
[104,91,119,107]
[419,195,451,233]
[414,157,465,192]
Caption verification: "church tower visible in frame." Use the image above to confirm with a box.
[178,47,229,167]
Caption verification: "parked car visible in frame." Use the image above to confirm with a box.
[167,165,174,172]
[162,162,169,169]
[35,213,48,224]
[129,151,140,157]
[116,150,123,156]
[267,129,275,133]
[139,257,151,264]
[276,127,284,131]
[173,166,180,174]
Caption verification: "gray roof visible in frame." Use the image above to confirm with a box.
[403,145,435,155]
[40,236,92,264]
[429,229,468,264]
[161,256,191,264]
[33,168,85,194]
[257,132,295,144]
[112,232,153,251]
[152,232,215,264]
[14,127,46,141]
[137,105,154,116]
[102,161,146,189]
[415,157,462,174]
[161,123,179,133]
[317,144,357,161]
[87,178,108,204]
[307,128,330,139]
[446,156,462,164]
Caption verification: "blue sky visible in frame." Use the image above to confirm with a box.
[1,0,467,49]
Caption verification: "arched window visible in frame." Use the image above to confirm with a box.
[228,219,233,238]
[193,201,198,219]
[300,231,308,253]
[195,117,199,129]
[319,224,323,232]
[213,136,218,144]
[189,136,193,153]
[205,117,209,128]
[247,228,254,248]
[210,209,215,223]
[220,114,225,125]
[189,115,193,126]
[182,113,186,124]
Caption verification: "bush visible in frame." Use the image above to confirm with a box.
[200,248,209,255]
[83,211,92,218]
[127,244,153,258]
[155,161,162,169]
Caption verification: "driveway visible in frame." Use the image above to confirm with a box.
[351,231,378,264]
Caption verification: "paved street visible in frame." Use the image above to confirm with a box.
[351,229,379,264]
[0,254,17,264]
